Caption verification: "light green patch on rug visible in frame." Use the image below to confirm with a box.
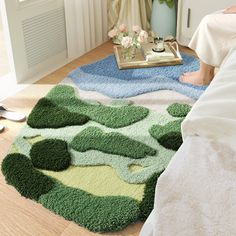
[71,127,156,159]
[42,165,145,202]
[167,103,192,117]
[149,119,184,151]
[38,183,140,233]
[24,135,43,145]
[129,164,143,172]
[8,144,19,154]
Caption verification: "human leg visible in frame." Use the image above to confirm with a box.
[180,61,215,86]
[179,11,236,86]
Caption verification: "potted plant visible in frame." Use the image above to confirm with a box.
[151,0,177,38]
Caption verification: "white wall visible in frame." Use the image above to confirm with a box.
[2,0,68,83]
[1,0,108,83]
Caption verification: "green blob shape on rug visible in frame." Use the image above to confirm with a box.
[30,139,71,171]
[149,119,183,151]
[167,103,192,117]
[27,85,149,129]
[71,127,156,159]
[27,98,89,128]
[39,183,140,233]
[1,153,55,201]
[139,170,164,221]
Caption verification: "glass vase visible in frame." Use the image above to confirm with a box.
[121,46,136,62]
[112,36,120,45]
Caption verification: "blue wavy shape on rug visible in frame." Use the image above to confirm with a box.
[67,53,207,100]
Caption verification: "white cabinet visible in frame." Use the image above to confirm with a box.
[177,0,236,46]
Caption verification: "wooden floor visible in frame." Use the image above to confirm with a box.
[0,41,195,236]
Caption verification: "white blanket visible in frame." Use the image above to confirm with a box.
[141,136,236,236]
[140,47,236,236]
[182,46,236,146]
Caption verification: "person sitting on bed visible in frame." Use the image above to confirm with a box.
[179,5,236,86]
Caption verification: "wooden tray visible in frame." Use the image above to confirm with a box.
[114,42,183,70]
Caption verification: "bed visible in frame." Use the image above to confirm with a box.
[140,46,236,235]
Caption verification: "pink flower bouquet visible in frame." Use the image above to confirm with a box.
[108,24,148,48]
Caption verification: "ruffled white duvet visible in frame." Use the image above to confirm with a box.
[182,47,236,146]
[140,47,236,236]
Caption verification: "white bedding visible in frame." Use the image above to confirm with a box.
[140,47,236,236]
[141,136,236,236]
[182,46,236,146]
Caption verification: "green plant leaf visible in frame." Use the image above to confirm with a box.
[158,0,175,8]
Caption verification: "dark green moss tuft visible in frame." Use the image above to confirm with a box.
[71,127,156,159]
[39,184,140,233]
[1,153,55,201]
[30,139,71,171]
[139,170,164,221]
[158,132,183,151]
[36,85,149,129]
[27,98,89,128]
[167,103,192,117]
[149,119,183,151]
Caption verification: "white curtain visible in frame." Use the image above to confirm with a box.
[64,0,108,60]
[108,0,153,31]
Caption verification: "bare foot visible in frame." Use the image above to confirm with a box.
[179,70,213,86]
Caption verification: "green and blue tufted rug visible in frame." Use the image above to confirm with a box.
[1,85,191,233]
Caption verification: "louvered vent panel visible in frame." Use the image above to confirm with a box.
[22,8,66,68]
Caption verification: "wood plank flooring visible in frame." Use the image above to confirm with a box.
[0,41,195,236]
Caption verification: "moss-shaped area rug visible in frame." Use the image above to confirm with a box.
[1,85,191,233]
